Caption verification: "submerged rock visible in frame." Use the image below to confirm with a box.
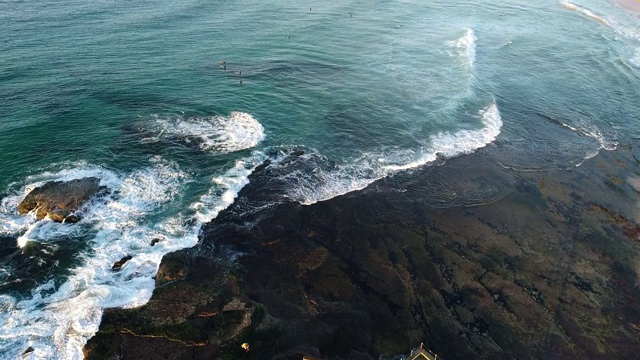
[111,255,133,272]
[17,177,106,223]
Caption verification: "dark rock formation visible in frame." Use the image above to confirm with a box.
[85,147,640,359]
[111,256,133,272]
[22,347,34,356]
[17,177,106,222]
[150,238,162,247]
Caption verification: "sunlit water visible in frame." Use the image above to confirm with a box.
[0,0,639,358]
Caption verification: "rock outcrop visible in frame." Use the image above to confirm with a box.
[17,177,106,223]
[84,147,640,359]
[111,256,133,272]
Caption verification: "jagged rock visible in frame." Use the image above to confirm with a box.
[17,178,106,222]
[22,347,34,356]
[290,150,305,157]
[150,238,162,246]
[84,147,640,360]
[111,255,133,272]
[62,214,80,223]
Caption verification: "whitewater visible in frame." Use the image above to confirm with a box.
[1,0,639,358]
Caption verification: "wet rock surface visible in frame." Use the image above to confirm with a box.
[17,177,107,222]
[85,147,640,359]
[111,256,133,272]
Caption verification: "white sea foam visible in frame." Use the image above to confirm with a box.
[192,152,267,223]
[561,120,618,167]
[289,102,502,205]
[383,102,502,170]
[150,112,265,153]
[631,48,640,67]
[0,164,119,240]
[0,149,267,359]
[281,155,379,206]
[447,28,477,68]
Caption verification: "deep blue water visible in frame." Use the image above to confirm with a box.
[0,0,639,358]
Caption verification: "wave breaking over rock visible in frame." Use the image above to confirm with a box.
[281,101,502,205]
[0,152,265,359]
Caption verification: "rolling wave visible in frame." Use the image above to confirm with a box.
[284,101,502,205]
[447,28,477,68]
[144,112,265,154]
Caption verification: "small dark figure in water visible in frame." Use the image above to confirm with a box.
[240,79,243,85]
[288,34,291,39]
[220,60,226,70]
[239,71,242,76]
[349,12,352,17]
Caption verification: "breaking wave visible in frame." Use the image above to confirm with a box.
[285,101,502,205]
[0,114,266,359]
[447,28,477,69]
[144,112,265,154]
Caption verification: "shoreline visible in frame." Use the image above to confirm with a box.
[618,0,640,14]
[84,139,640,359]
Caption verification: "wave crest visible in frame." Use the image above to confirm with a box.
[447,28,477,68]
[148,112,265,153]
[283,101,502,205]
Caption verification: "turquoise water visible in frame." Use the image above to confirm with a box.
[0,0,639,358]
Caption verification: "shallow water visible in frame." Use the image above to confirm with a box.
[0,0,639,358]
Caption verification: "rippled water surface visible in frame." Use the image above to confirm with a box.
[0,0,639,358]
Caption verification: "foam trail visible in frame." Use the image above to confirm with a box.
[631,48,640,67]
[563,121,618,167]
[561,1,612,27]
[288,102,502,205]
[447,28,477,68]
[0,159,192,359]
[0,164,120,244]
[384,102,502,170]
[0,155,265,359]
[148,112,265,153]
[192,152,267,223]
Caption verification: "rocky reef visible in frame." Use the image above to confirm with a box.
[18,177,106,223]
[84,144,640,359]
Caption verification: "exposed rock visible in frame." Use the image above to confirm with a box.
[22,347,34,356]
[17,178,106,222]
[290,150,305,157]
[85,146,640,359]
[62,214,80,223]
[111,255,133,272]
[150,238,162,246]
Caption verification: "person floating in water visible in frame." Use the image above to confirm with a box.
[220,60,226,70]
[240,79,243,85]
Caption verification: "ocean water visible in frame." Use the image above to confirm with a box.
[0,0,639,358]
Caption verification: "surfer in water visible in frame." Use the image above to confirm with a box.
[220,60,226,70]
